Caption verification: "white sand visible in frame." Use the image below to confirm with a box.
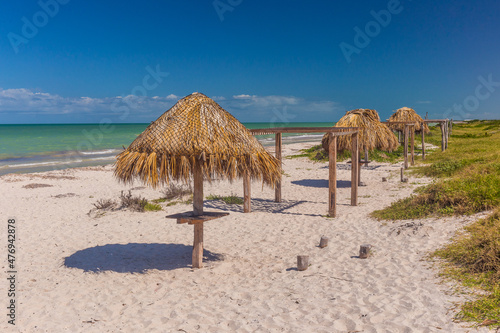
[0,142,489,332]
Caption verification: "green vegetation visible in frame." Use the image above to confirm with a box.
[373,120,500,220]
[371,120,500,327]
[433,208,500,326]
[206,194,244,205]
[144,202,162,211]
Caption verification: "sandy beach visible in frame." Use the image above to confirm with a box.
[0,142,489,333]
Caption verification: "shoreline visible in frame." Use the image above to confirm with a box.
[0,141,489,332]
[0,134,325,177]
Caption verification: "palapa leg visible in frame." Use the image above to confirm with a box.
[243,171,251,213]
[328,134,337,217]
[351,132,358,206]
[193,161,204,216]
[192,223,204,268]
[275,132,282,203]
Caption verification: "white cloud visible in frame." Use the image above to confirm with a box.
[0,88,342,121]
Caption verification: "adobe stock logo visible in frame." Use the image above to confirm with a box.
[339,0,408,64]
[444,74,500,120]
[213,0,242,22]
[8,0,70,54]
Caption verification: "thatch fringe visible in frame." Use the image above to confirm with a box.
[322,109,399,153]
[388,107,430,133]
[114,92,280,189]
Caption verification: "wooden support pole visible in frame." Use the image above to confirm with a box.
[243,171,251,213]
[193,161,204,216]
[358,150,362,185]
[328,134,337,217]
[404,125,409,169]
[319,236,329,248]
[351,132,359,206]
[445,120,449,149]
[441,122,445,152]
[192,223,204,268]
[275,132,282,203]
[297,255,309,271]
[421,122,426,160]
[450,119,453,135]
[359,244,371,259]
[410,126,415,166]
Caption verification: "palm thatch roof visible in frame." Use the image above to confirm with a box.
[388,107,430,133]
[322,109,399,152]
[114,92,280,188]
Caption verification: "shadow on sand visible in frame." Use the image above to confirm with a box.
[204,198,323,216]
[291,179,352,188]
[64,243,223,273]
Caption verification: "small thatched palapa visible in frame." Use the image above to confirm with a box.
[322,109,399,153]
[388,107,430,133]
[114,92,280,188]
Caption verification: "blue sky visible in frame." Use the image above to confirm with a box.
[0,0,499,124]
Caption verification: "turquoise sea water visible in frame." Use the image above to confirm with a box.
[0,122,333,176]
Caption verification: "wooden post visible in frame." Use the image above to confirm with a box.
[359,244,371,259]
[358,150,362,185]
[364,149,369,164]
[401,167,404,182]
[421,122,426,160]
[297,255,309,271]
[450,119,453,135]
[243,171,251,213]
[328,134,337,217]
[404,125,409,169]
[445,120,449,149]
[440,122,445,152]
[275,132,282,203]
[319,236,329,248]
[193,161,204,216]
[192,223,204,268]
[410,125,415,166]
[351,132,358,206]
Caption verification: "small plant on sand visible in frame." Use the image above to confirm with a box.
[161,183,193,200]
[93,199,116,210]
[144,202,162,211]
[119,190,148,212]
[206,193,243,205]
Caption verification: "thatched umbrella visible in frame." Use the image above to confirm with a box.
[114,92,280,268]
[115,92,280,211]
[321,109,399,185]
[388,107,430,133]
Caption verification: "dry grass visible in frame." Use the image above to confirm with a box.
[322,109,399,153]
[388,107,430,133]
[22,183,53,189]
[114,92,280,189]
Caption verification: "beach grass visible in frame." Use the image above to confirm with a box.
[206,194,244,205]
[372,120,500,220]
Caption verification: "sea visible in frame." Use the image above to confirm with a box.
[0,122,333,176]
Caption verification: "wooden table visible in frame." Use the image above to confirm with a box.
[166,211,229,268]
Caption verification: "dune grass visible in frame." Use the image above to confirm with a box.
[372,120,500,220]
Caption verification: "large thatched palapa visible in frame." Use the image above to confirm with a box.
[322,109,399,153]
[114,92,281,189]
[114,92,281,268]
[388,107,430,133]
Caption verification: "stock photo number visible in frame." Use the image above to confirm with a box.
[7,218,17,325]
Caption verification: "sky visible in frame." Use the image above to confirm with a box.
[0,0,499,124]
